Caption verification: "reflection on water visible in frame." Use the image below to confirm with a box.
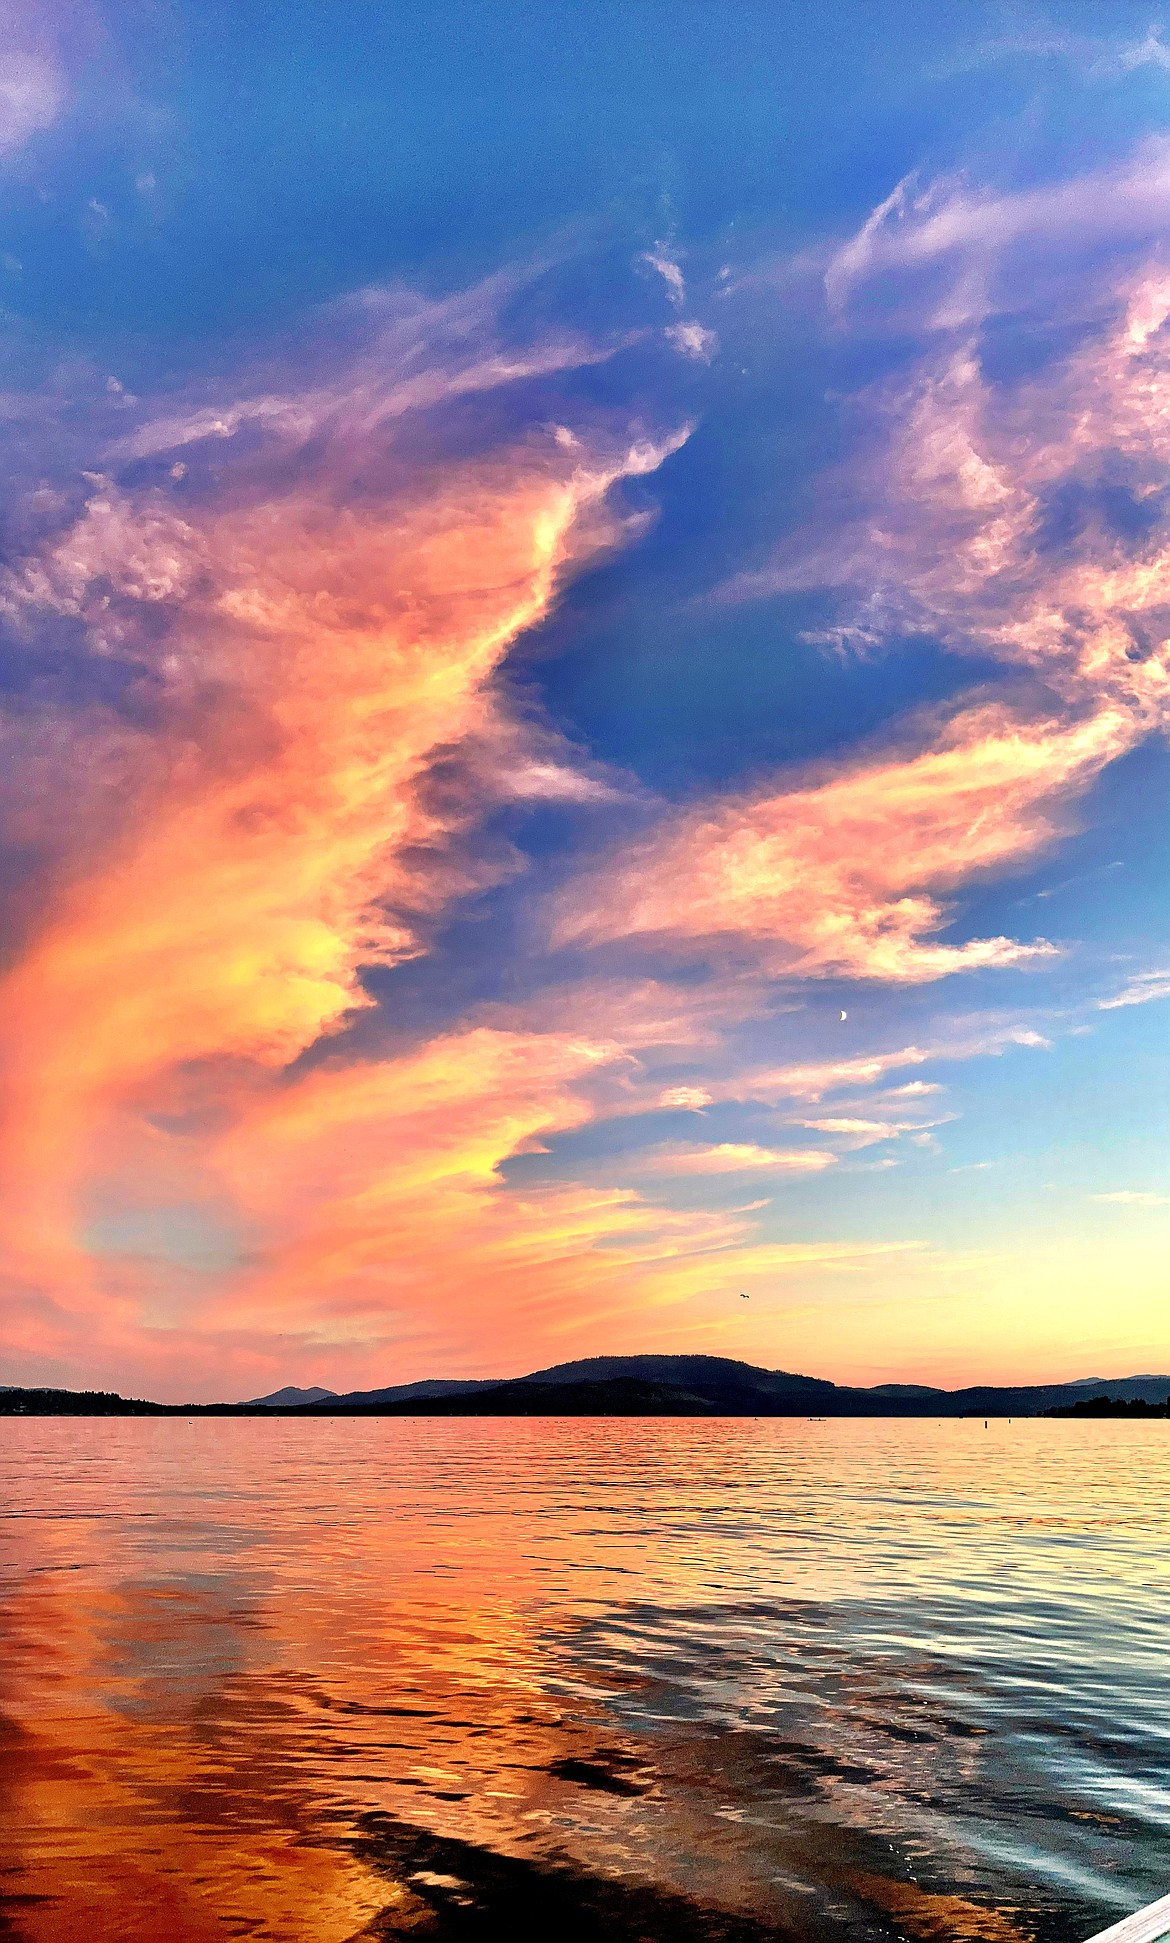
[1,1418,1168,1941]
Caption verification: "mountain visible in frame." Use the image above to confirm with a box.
[314,1356,1170,1418]
[3,1359,1168,1415]
[330,1377,497,1406]
[242,1385,337,1407]
[361,1377,718,1417]
[334,1356,832,1409]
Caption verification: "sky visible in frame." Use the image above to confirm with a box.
[0,0,1166,1402]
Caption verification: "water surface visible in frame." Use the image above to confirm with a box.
[1,1417,1167,1941]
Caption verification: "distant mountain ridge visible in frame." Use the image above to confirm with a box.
[327,1355,830,1411]
[244,1385,337,1407]
[312,1354,1170,1417]
[2,1356,1168,1415]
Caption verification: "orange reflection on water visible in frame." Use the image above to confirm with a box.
[2,1416,1169,1941]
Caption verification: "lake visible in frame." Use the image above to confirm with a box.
[1,1417,1167,1941]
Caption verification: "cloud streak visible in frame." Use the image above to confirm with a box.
[647,1143,837,1175]
[1091,1190,1169,1206]
[1098,968,1170,1009]
[554,705,1126,980]
[824,138,1170,323]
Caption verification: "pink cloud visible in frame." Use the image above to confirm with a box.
[746,1047,932,1100]
[0,279,698,1390]
[0,51,63,153]
[554,703,1127,981]
[824,138,1170,320]
[565,228,1170,994]
[666,321,718,362]
[748,244,1170,753]
[647,1143,838,1175]
[798,1113,955,1150]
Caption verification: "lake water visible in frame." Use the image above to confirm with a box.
[1,1417,1167,1942]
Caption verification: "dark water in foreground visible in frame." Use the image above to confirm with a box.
[1,1418,1167,1942]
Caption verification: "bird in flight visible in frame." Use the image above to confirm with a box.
[740,1291,749,1299]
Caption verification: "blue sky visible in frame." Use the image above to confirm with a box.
[0,1,1166,1399]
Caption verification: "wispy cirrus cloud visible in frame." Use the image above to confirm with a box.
[798,1112,956,1151]
[0,0,69,160]
[0,51,63,153]
[745,1047,933,1101]
[643,1024,1048,1118]
[107,284,633,466]
[599,174,1170,1002]
[929,24,1170,87]
[1091,1189,1170,1206]
[641,243,686,307]
[1098,967,1170,1009]
[646,1143,837,1176]
[553,704,1125,981]
[738,259,1170,757]
[823,138,1170,323]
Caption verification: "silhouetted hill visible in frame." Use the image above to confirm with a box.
[331,1376,498,1407]
[4,1360,1170,1416]
[242,1385,337,1407]
[342,1377,718,1416]
[1046,1394,1169,1418]
[321,1356,1170,1417]
[336,1356,836,1412]
[0,1388,169,1415]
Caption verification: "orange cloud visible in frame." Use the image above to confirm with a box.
[555,702,1127,979]
[0,294,688,1382]
[2,284,890,1398]
[0,975,916,1395]
[186,1021,896,1385]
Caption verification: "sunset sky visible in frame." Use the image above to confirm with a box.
[0,0,1167,1401]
